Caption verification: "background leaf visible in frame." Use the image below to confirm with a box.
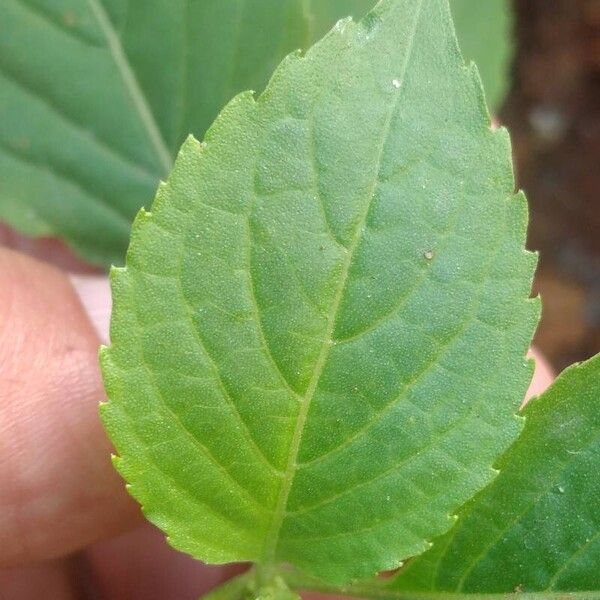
[0,0,513,266]
[386,355,600,595]
[101,0,538,586]
[450,0,513,110]
[0,0,321,264]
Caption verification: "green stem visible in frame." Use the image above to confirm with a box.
[200,569,299,600]
[200,571,254,600]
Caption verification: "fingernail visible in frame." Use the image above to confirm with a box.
[69,275,111,344]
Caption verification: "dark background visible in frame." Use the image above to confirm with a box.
[506,0,600,370]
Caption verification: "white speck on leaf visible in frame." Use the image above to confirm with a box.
[424,250,434,260]
[392,79,401,89]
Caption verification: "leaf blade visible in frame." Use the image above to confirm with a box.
[388,355,600,594]
[0,0,513,266]
[102,0,538,585]
[85,0,173,174]
[0,0,338,263]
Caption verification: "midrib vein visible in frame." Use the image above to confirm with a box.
[86,0,173,175]
[260,0,425,567]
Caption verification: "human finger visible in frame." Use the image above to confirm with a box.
[0,249,140,567]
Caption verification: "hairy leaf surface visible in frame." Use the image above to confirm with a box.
[386,355,600,595]
[0,0,511,266]
[101,0,538,585]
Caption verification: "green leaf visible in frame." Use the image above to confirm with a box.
[0,0,357,265]
[289,582,600,600]
[303,0,373,39]
[0,0,512,266]
[450,0,513,110]
[101,0,538,586]
[288,567,600,600]
[310,0,514,110]
[383,353,600,596]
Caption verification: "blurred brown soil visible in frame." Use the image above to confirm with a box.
[506,0,600,370]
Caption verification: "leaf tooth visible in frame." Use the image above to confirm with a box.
[104,264,136,355]
[108,264,128,301]
[98,345,110,374]
[485,125,516,191]
[181,132,203,151]
[331,15,354,36]
[129,205,153,235]
[109,263,125,277]
[464,60,492,122]
[513,411,527,425]
[150,180,171,214]
[439,0,493,131]
[527,294,542,310]
[258,49,304,98]
[123,206,155,267]
[203,90,257,145]
[99,347,119,412]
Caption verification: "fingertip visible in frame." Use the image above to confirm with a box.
[0,558,78,600]
[86,524,246,600]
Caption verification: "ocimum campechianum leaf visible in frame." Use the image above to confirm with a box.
[101,0,538,592]
[0,0,511,267]
[0,0,367,265]
[299,354,600,599]
[385,353,600,597]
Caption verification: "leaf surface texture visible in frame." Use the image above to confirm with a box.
[387,355,600,595]
[0,0,354,262]
[0,0,511,265]
[101,0,538,584]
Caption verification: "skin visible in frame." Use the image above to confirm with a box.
[0,243,554,600]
